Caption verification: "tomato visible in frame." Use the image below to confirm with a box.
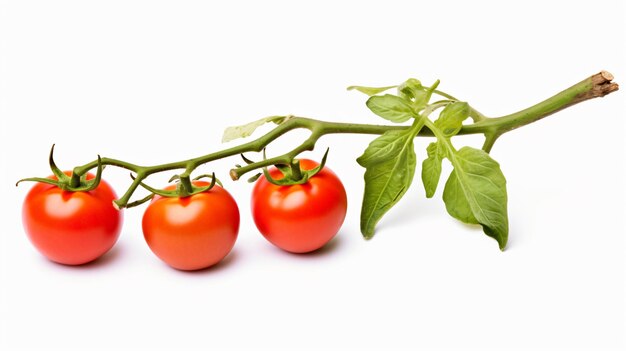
[22,172,123,265]
[251,159,347,253]
[142,181,240,271]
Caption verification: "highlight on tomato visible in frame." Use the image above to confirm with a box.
[21,171,123,265]
[141,178,240,271]
[251,158,347,253]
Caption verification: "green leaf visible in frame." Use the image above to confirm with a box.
[399,79,440,111]
[442,147,508,250]
[434,102,470,137]
[222,116,287,143]
[421,142,443,198]
[366,94,414,123]
[347,85,397,96]
[359,129,417,239]
[398,78,423,100]
[357,130,408,167]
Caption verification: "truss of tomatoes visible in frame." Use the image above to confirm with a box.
[20,159,347,271]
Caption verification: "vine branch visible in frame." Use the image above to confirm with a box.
[59,71,617,209]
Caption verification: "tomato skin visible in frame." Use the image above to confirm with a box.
[22,172,123,265]
[251,159,347,253]
[142,181,240,271]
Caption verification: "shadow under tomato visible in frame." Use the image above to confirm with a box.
[46,244,124,271]
[175,249,240,275]
[275,233,344,259]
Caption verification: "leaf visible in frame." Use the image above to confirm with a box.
[347,85,397,96]
[421,142,443,198]
[359,129,417,239]
[357,130,408,167]
[434,102,470,137]
[222,116,287,143]
[398,78,423,100]
[366,94,414,123]
[399,79,440,111]
[442,147,508,250]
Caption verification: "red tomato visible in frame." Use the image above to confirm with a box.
[142,181,240,271]
[251,159,347,253]
[22,172,123,265]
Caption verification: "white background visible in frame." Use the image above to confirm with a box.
[1,1,624,350]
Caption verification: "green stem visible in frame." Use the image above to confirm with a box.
[481,133,500,153]
[466,71,618,134]
[65,71,616,209]
[291,160,303,181]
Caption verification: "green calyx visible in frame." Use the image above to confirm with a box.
[261,147,330,186]
[16,144,104,192]
[131,172,221,202]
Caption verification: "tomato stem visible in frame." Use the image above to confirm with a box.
[290,160,303,181]
[178,175,193,197]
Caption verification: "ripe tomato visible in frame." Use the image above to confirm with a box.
[22,172,123,265]
[142,181,240,271]
[251,159,347,253]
